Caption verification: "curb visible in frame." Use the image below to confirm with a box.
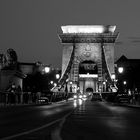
[112,102,140,109]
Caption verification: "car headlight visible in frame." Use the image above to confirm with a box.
[79,95,82,98]
[83,95,87,98]
[73,95,77,99]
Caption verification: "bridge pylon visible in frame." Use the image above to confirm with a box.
[55,25,119,94]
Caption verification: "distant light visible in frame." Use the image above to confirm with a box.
[70,81,73,85]
[118,67,124,73]
[73,100,77,107]
[73,95,77,99]
[79,74,98,78]
[56,74,60,79]
[79,95,83,99]
[123,81,127,85]
[103,82,106,85]
[61,25,116,34]
[78,99,83,105]
[111,74,116,80]
[50,81,53,84]
[83,95,87,98]
[54,83,57,87]
[66,79,69,82]
[44,66,50,73]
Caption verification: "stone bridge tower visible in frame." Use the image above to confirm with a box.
[58,25,119,93]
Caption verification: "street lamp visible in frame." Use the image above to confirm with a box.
[123,81,127,85]
[56,74,60,79]
[118,67,124,74]
[44,66,50,73]
[54,83,57,87]
[111,74,116,80]
[70,81,73,85]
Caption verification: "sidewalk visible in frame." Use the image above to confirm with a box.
[0,98,73,108]
[110,101,140,109]
[0,102,52,108]
[117,102,140,109]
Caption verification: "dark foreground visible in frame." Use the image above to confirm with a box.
[1,99,140,140]
[61,100,140,140]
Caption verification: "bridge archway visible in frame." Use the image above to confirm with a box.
[79,60,98,74]
[79,60,98,93]
[86,87,93,93]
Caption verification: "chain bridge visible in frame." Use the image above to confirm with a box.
[52,25,119,96]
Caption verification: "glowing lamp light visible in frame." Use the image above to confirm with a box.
[79,74,98,78]
[111,74,116,80]
[50,81,53,84]
[54,83,57,87]
[44,66,50,73]
[70,81,73,85]
[123,81,127,85]
[61,25,116,34]
[118,67,124,73]
[56,74,60,79]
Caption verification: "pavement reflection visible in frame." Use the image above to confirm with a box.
[73,98,84,107]
[60,101,140,140]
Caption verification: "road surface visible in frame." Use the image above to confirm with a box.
[0,102,75,140]
[61,100,140,140]
[1,99,140,140]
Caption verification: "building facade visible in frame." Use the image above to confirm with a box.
[116,55,140,93]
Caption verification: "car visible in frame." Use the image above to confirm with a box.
[38,97,49,104]
[73,94,83,100]
[116,94,130,103]
[91,93,102,101]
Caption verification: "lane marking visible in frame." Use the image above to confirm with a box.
[0,118,62,140]
[0,108,75,140]
[51,109,74,140]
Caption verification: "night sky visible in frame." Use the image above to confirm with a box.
[0,0,140,68]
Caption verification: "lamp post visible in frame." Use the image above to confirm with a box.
[123,80,127,93]
[41,65,51,92]
[123,81,127,85]
[117,66,125,93]
[69,81,73,92]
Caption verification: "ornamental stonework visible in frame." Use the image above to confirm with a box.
[59,33,118,43]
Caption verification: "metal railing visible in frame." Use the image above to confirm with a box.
[0,91,74,106]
